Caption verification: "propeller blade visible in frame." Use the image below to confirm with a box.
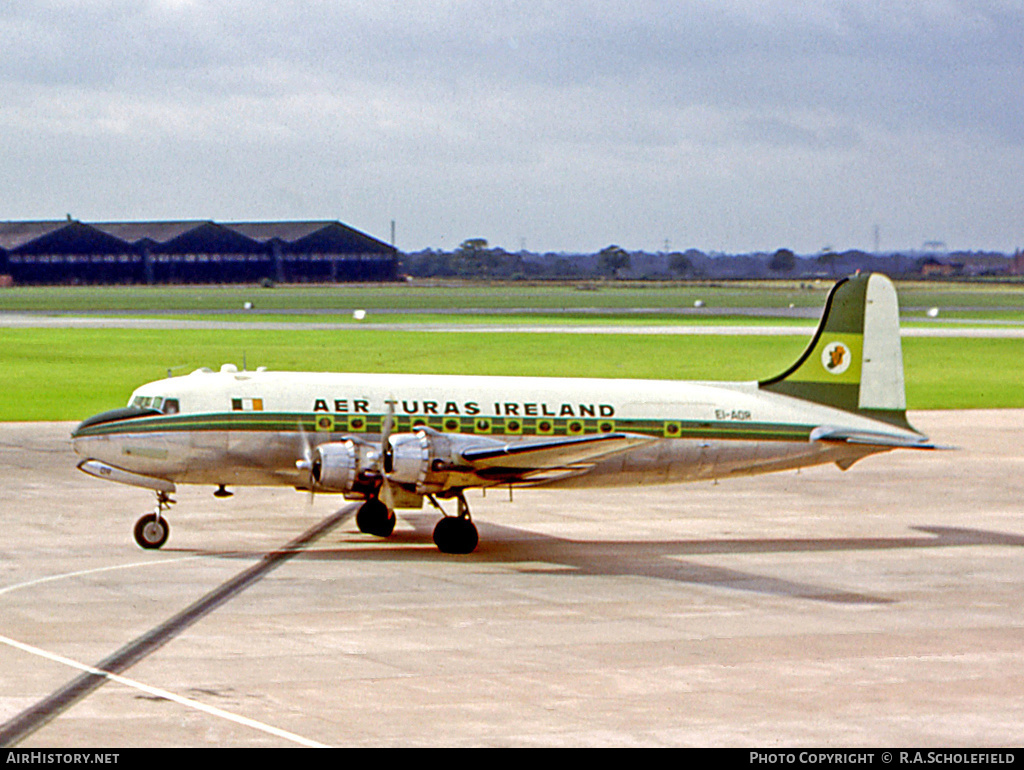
[381,398,396,476]
[379,399,396,509]
[380,478,395,511]
[381,399,395,445]
[295,418,316,504]
[296,419,313,466]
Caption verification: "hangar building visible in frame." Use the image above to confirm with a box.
[0,219,399,285]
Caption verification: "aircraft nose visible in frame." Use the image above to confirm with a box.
[71,416,98,457]
[71,406,151,458]
[71,418,88,452]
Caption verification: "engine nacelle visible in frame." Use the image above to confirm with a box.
[389,428,506,494]
[386,432,430,487]
[312,440,378,494]
[311,429,508,497]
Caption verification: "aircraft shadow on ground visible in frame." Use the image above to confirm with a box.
[177,507,1024,607]
[8,510,1019,745]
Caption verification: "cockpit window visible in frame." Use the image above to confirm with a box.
[130,395,179,414]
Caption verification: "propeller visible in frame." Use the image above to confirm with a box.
[378,399,396,511]
[293,402,397,511]
[295,418,317,504]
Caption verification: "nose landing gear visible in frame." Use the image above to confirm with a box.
[133,491,174,549]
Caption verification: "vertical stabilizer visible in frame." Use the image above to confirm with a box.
[759,273,910,428]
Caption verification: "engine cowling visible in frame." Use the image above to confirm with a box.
[311,439,377,494]
[310,429,507,497]
[386,432,430,487]
[388,428,506,493]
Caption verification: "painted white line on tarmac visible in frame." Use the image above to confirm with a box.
[0,633,330,748]
[0,556,206,597]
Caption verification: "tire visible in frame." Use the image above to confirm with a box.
[432,516,478,554]
[134,513,169,549]
[356,499,396,538]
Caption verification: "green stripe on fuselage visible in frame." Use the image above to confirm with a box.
[73,411,816,443]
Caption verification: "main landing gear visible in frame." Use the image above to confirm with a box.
[355,497,397,538]
[134,491,173,549]
[356,490,479,554]
[428,492,479,555]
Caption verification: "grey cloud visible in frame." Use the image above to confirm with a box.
[1,1,1022,252]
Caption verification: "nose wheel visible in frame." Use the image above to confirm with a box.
[134,491,174,549]
[134,513,169,549]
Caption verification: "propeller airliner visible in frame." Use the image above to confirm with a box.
[71,273,937,554]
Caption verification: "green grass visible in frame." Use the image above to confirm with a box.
[4,280,1022,322]
[1,328,1020,421]
[2,280,1021,420]
[902,337,1023,410]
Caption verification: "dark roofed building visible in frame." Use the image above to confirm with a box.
[0,219,398,285]
[1,219,141,284]
[228,221,398,282]
[90,220,213,245]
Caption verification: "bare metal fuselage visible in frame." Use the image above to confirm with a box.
[68,274,935,554]
[71,370,892,499]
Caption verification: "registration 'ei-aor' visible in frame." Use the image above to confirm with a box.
[72,273,937,554]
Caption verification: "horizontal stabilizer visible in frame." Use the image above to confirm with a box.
[809,425,945,450]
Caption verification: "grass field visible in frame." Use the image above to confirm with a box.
[1,280,1022,420]
[0,328,1020,421]
[2,279,1023,314]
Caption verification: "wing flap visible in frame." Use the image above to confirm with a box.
[460,433,656,473]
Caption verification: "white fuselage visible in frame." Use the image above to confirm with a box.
[71,366,922,496]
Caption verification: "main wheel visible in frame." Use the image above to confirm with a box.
[432,516,479,554]
[134,513,169,549]
[356,498,396,538]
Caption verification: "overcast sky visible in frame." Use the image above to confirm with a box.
[2,1,1022,254]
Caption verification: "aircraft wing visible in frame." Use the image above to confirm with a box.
[459,432,656,481]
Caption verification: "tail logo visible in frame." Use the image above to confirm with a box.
[821,341,851,375]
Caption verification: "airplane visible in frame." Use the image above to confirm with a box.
[71,272,937,554]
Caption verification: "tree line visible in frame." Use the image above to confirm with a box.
[401,240,1020,281]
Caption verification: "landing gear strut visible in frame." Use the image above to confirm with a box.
[134,491,173,549]
[356,497,396,538]
[429,491,479,554]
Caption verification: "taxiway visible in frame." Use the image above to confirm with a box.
[1,412,1022,747]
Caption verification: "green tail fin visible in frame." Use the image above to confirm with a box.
[759,273,910,428]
